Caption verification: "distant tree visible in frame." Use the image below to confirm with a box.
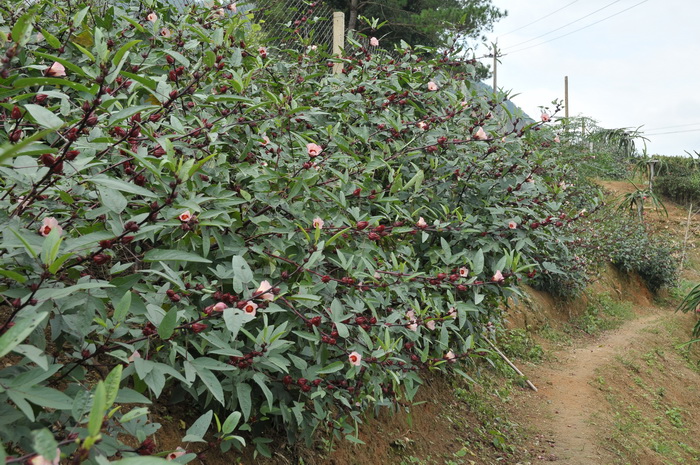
[324,0,506,49]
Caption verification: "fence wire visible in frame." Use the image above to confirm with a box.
[153,0,336,52]
[249,0,334,53]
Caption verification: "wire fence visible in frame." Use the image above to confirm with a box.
[148,0,337,53]
[250,0,335,53]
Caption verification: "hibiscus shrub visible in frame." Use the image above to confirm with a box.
[0,0,590,462]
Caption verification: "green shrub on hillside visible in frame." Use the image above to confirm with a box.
[653,156,700,206]
[586,214,679,293]
[0,0,589,462]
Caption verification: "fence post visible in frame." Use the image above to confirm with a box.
[332,12,345,74]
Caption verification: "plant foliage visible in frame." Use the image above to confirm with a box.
[0,0,594,462]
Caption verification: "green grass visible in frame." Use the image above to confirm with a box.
[569,293,634,335]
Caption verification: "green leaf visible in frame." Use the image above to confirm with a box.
[183,410,213,442]
[33,52,90,78]
[317,361,344,374]
[252,373,274,409]
[0,312,49,358]
[107,105,158,126]
[88,382,106,437]
[98,186,127,214]
[23,104,64,129]
[222,308,254,340]
[47,252,74,274]
[71,40,95,61]
[34,282,113,301]
[113,291,132,324]
[0,269,27,283]
[15,385,73,410]
[114,388,151,404]
[40,227,62,266]
[73,6,90,27]
[31,429,58,462]
[144,249,211,263]
[222,411,242,434]
[104,365,123,407]
[157,308,178,339]
[236,382,252,420]
[12,12,35,47]
[192,366,224,405]
[39,28,61,48]
[112,457,172,465]
[345,434,366,444]
[472,249,484,275]
[13,344,49,370]
[231,255,253,283]
[0,128,58,166]
[403,169,424,192]
[90,175,156,198]
[13,77,92,94]
[119,407,149,423]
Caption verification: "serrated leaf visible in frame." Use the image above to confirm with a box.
[15,385,73,410]
[252,372,273,408]
[114,387,151,404]
[33,52,90,78]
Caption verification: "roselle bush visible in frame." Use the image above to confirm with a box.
[570,209,679,294]
[0,0,586,462]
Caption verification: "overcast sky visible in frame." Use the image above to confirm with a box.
[476,0,700,157]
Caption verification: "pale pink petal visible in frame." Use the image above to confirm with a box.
[46,62,66,77]
[348,351,362,366]
[255,280,274,301]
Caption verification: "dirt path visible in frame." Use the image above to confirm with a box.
[520,310,665,464]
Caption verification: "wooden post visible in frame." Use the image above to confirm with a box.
[492,49,497,91]
[681,203,693,272]
[564,75,569,118]
[484,338,538,392]
[332,12,345,75]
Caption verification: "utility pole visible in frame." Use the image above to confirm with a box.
[564,75,569,118]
